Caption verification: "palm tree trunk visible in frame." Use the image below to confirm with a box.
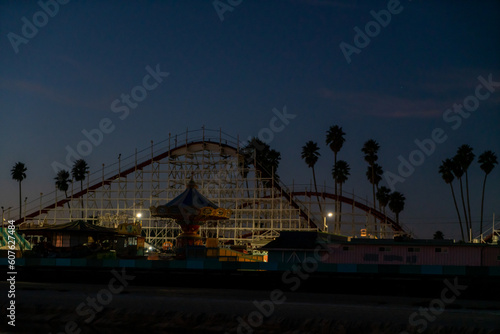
[334,152,338,225]
[450,183,464,241]
[18,181,22,220]
[371,164,377,235]
[312,167,322,216]
[458,177,469,240]
[338,182,343,232]
[65,191,71,209]
[480,174,488,237]
[465,171,472,235]
[80,180,84,218]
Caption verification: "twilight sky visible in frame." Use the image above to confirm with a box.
[1,0,499,239]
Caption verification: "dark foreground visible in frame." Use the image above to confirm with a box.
[2,268,500,333]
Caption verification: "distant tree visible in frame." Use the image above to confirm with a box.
[11,162,27,219]
[439,158,464,241]
[243,138,281,187]
[326,125,346,222]
[388,191,405,225]
[55,170,71,209]
[301,141,322,215]
[455,145,475,235]
[478,150,498,236]
[71,159,89,217]
[433,230,444,240]
[332,160,350,231]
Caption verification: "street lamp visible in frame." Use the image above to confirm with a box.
[136,212,143,226]
[323,212,333,232]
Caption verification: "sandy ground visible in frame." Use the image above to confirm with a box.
[2,281,500,334]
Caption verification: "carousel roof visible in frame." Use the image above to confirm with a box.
[150,179,231,223]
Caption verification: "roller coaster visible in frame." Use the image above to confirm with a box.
[11,128,408,248]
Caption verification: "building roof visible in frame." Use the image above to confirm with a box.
[262,231,347,250]
[19,220,117,235]
[262,231,500,250]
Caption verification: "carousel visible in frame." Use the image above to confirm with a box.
[149,179,231,253]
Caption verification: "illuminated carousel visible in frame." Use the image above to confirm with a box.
[150,179,231,252]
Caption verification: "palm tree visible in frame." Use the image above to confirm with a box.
[11,162,27,219]
[455,145,475,234]
[332,160,350,231]
[55,170,71,209]
[362,139,380,234]
[439,158,464,241]
[376,186,391,233]
[301,141,322,215]
[71,159,89,217]
[325,125,346,222]
[388,191,405,225]
[361,139,380,210]
[478,150,498,236]
[451,155,469,240]
[366,163,383,197]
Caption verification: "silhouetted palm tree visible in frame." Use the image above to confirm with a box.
[302,141,322,215]
[71,159,89,217]
[478,150,498,236]
[388,191,405,225]
[451,155,469,240]
[366,163,383,197]
[55,170,71,209]
[325,125,346,222]
[455,145,475,234]
[362,139,380,210]
[439,158,464,241]
[332,160,350,231]
[11,162,27,219]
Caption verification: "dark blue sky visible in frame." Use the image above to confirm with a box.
[1,0,499,239]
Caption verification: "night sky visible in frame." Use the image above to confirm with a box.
[1,0,499,240]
